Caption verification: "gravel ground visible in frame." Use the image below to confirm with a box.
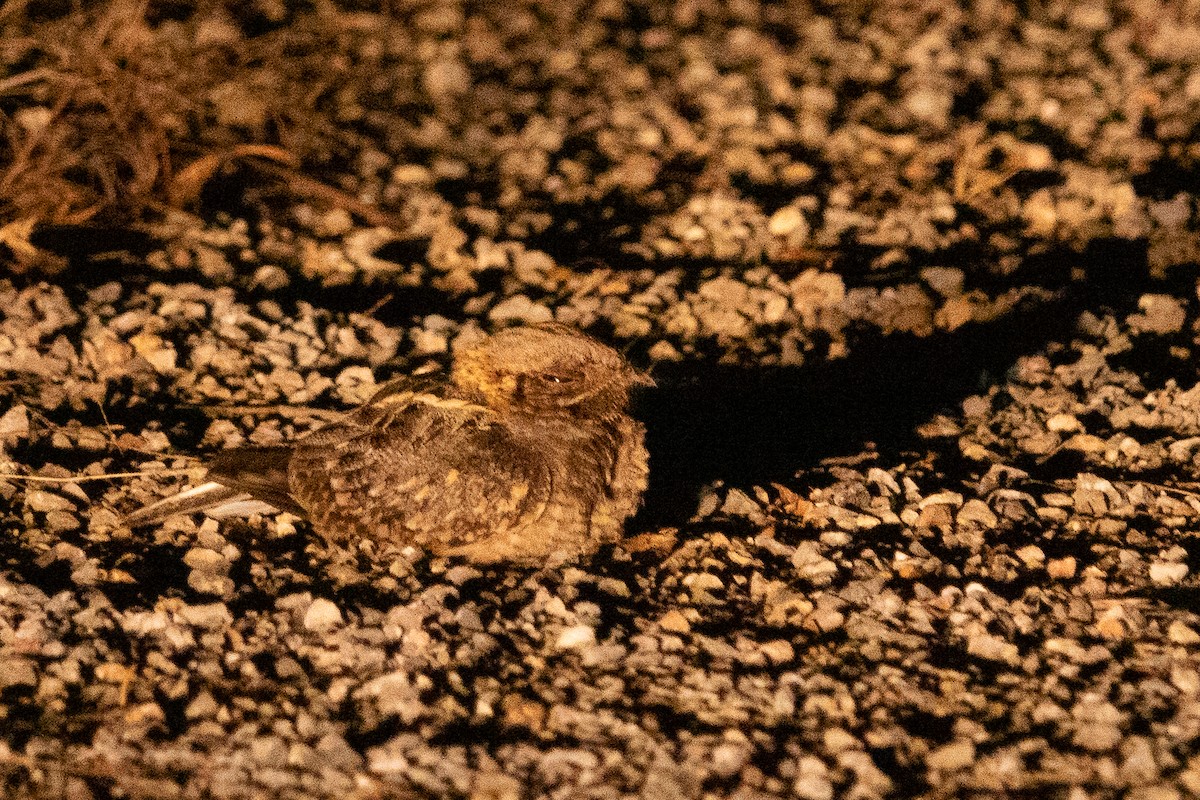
[3,1,1200,799]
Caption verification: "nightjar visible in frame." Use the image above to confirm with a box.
[126,323,652,563]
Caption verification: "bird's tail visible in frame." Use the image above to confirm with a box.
[124,445,299,528]
[124,482,279,527]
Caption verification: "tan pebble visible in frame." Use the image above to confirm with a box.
[1150,562,1188,585]
[1046,413,1082,433]
[1047,556,1077,578]
[1063,434,1106,452]
[926,740,976,772]
[25,490,76,513]
[1172,667,1200,695]
[759,639,795,665]
[1015,545,1046,568]
[683,572,725,592]
[555,625,596,650]
[303,598,343,632]
[768,205,807,237]
[1168,621,1200,645]
[1095,608,1126,641]
[659,609,691,633]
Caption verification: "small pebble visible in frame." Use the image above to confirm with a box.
[304,598,344,632]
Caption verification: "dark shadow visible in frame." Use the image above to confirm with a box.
[633,301,1067,524]
[29,224,159,260]
[634,238,1157,525]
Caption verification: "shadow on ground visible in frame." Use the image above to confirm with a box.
[635,241,1156,525]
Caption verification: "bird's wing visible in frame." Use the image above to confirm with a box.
[205,445,308,514]
[124,376,476,529]
[287,381,554,551]
[124,445,303,527]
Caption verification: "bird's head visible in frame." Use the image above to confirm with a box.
[451,323,652,418]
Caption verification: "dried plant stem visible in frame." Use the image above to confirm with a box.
[0,468,196,484]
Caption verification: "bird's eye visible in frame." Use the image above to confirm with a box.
[540,372,578,385]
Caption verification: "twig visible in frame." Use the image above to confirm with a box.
[93,396,123,451]
[364,292,395,316]
[251,159,410,230]
[0,468,196,484]
[0,66,55,96]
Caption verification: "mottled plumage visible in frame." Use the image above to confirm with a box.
[126,324,651,563]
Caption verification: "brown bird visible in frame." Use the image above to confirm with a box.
[126,323,652,563]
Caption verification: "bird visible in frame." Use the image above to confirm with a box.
[125,323,652,563]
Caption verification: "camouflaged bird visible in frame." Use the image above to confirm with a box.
[125,323,652,563]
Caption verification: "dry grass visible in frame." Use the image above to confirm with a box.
[0,2,194,268]
[0,0,385,271]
